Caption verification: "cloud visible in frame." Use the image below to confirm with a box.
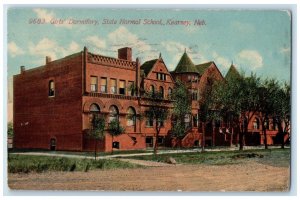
[28,38,80,62]
[161,41,187,70]
[161,41,186,53]
[237,50,263,69]
[68,41,80,52]
[8,41,25,57]
[280,47,290,54]
[231,21,255,33]
[33,8,72,29]
[108,26,153,58]
[29,38,58,59]
[212,51,231,71]
[84,35,106,51]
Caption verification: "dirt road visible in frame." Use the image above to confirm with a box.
[8,160,289,192]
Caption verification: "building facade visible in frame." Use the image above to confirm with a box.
[13,47,286,152]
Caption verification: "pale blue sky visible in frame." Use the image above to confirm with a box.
[7,8,291,101]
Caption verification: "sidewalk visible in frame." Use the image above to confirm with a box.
[9,145,287,160]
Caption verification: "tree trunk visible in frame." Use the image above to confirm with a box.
[94,139,97,161]
[154,124,160,156]
[239,122,245,151]
[230,127,233,147]
[201,122,205,152]
[279,124,285,149]
[111,136,114,154]
[263,127,268,149]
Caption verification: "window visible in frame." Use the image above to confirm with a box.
[89,103,101,128]
[49,80,55,97]
[159,86,164,98]
[168,88,172,98]
[110,79,117,94]
[193,114,198,127]
[192,90,198,100]
[185,114,191,129]
[157,137,164,144]
[109,105,119,123]
[90,76,98,92]
[158,119,164,127]
[112,142,120,149]
[150,85,155,96]
[146,137,153,147]
[157,73,166,81]
[128,81,134,96]
[146,114,154,127]
[119,80,125,95]
[253,118,260,130]
[100,78,107,93]
[127,107,136,127]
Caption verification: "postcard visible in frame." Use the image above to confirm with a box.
[6,6,292,192]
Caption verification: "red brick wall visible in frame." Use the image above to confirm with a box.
[13,53,84,151]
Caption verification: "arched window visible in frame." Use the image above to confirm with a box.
[127,107,136,127]
[49,80,55,97]
[168,87,172,98]
[253,118,260,130]
[159,86,164,98]
[109,105,119,123]
[89,103,101,123]
[150,85,155,95]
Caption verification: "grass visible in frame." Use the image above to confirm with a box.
[8,154,143,173]
[9,148,149,157]
[123,148,291,167]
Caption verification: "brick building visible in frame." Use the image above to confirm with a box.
[13,47,285,152]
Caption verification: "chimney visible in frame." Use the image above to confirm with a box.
[135,57,140,97]
[46,56,51,64]
[118,47,132,61]
[20,66,25,74]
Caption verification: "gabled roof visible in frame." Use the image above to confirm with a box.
[174,52,199,74]
[225,64,241,80]
[140,59,158,76]
[195,61,214,75]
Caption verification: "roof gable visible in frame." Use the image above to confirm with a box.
[225,64,241,80]
[174,52,199,74]
[140,59,158,76]
[195,61,214,75]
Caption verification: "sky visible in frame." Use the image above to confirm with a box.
[7,8,291,103]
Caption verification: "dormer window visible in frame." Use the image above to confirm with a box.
[49,80,55,97]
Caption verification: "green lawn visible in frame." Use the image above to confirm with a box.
[8,154,143,173]
[122,148,291,167]
[9,148,149,156]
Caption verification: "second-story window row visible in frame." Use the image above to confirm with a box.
[90,76,137,96]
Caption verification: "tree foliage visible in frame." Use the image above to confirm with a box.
[144,90,169,155]
[88,115,106,160]
[7,122,14,137]
[108,118,125,137]
[171,79,191,138]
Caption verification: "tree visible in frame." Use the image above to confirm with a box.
[7,122,14,137]
[257,79,280,149]
[272,82,290,148]
[108,118,125,154]
[199,77,222,152]
[171,79,191,145]
[213,73,261,150]
[88,115,105,160]
[144,91,169,155]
